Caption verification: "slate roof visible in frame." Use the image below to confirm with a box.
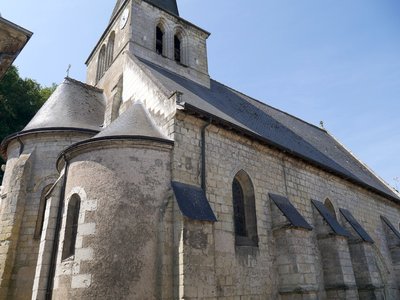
[340,208,374,243]
[110,0,179,24]
[145,0,179,16]
[23,77,105,132]
[172,181,217,222]
[136,57,400,202]
[93,101,171,142]
[269,194,313,230]
[110,0,126,23]
[311,199,350,237]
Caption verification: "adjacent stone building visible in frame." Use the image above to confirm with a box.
[0,15,32,80]
[0,1,399,299]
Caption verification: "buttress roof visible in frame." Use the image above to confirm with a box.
[23,77,105,133]
[93,101,171,142]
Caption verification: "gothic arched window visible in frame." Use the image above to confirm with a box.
[62,194,81,260]
[96,45,106,83]
[156,25,164,55]
[106,31,115,69]
[34,184,53,239]
[174,34,181,63]
[324,198,337,220]
[232,170,258,247]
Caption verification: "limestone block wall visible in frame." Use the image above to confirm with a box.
[172,111,400,299]
[175,220,216,299]
[52,140,174,299]
[0,132,94,300]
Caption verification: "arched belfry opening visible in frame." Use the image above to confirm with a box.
[156,25,165,55]
[106,31,115,69]
[174,34,182,63]
[96,45,106,83]
[232,170,258,247]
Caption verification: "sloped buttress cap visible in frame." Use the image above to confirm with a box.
[23,77,105,132]
[93,101,172,143]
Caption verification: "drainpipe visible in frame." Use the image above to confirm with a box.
[201,119,212,192]
[46,155,69,300]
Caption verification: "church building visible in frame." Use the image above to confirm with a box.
[0,0,400,299]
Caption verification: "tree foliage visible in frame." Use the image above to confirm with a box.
[0,66,56,183]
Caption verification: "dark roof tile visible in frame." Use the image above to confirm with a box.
[93,101,171,142]
[23,77,105,132]
[137,57,400,202]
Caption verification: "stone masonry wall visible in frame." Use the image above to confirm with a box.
[52,140,174,299]
[0,132,95,300]
[172,111,400,299]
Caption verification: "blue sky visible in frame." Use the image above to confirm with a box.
[2,0,399,189]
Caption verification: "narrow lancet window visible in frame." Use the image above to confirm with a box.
[62,194,81,260]
[324,198,337,220]
[96,45,106,83]
[106,31,115,69]
[174,35,181,63]
[156,26,164,55]
[233,178,247,237]
[232,170,258,247]
[34,184,53,239]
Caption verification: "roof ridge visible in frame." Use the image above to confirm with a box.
[64,77,103,93]
[211,78,327,134]
[326,129,400,198]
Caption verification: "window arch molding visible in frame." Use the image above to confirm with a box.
[154,18,169,57]
[173,26,188,65]
[231,170,258,247]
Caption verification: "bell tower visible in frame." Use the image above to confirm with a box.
[85,0,210,91]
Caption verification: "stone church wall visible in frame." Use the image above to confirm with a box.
[52,140,174,299]
[172,111,400,299]
[0,132,93,300]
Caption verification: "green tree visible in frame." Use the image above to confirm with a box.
[0,66,56,183]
